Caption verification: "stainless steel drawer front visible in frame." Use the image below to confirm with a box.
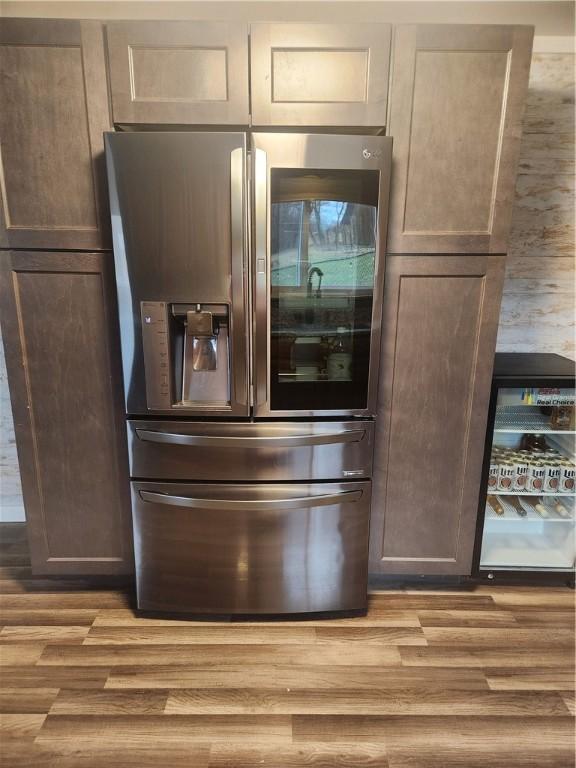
[128,420,374,481]
[132,481,371,614]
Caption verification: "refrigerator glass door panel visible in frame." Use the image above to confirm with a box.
[480,384,575,572]
[127,419,374,481]
[131,481,371,614]
[105,132,249,416]
[253,133,392,417]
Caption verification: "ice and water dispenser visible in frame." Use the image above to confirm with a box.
[140,300,231,410]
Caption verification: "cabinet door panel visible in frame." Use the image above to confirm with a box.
[387,25,533,253]
[0,252,133,575]
[250,23,391,127]
[370,255,505,575]
[0,19,111,250]
[106,21,249,125]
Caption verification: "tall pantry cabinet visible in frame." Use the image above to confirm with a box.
[0,16,533,578]
[369,25,533,576]
[0,19,133,574]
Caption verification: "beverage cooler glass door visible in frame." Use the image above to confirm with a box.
[252,134,392,417]
[480,385,575,572]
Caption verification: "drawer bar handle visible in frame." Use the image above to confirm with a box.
[135,429,366,448]
[138,489,363,510]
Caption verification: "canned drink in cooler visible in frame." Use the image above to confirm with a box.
[527,460,545,492]
[543,461,561,493]
[488,461,499,490]
[512,460,529,491]
[559,462,575,493]
[497,461,515,491]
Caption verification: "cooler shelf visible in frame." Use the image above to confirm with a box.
[486,494,574,520]
[490,491,575,497]
[485,505,574,522]
[494,428,576,434]
[494,405,574,433]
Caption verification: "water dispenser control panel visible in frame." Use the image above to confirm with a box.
[140,301,172,410]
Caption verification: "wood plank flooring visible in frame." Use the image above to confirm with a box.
[0,523,574,767]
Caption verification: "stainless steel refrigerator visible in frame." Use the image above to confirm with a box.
[105,131,392,615]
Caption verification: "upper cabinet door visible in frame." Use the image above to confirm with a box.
[250,23,391,128]
[0,19,111,250]
[387,25,533,254]
[106,21,249,125]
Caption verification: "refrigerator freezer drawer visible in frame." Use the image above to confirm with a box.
[128,420,374,481]
[131,481,371,614]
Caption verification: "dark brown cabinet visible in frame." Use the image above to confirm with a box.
[250,23,391,128]
[0,251,133,575]
[0,19,111,250]
[106,21,250,125]
[386,25,533,254]
[369,254,505,576]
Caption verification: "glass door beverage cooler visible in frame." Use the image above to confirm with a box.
[474,353,575,584]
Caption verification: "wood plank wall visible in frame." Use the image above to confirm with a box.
[497,52,575,357]
[0,328,23,523]
[0,49,574,523]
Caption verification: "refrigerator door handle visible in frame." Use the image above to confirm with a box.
[135,428,367,447]
[253,146,268,413]
[139,489,363,510]
[230,144,250,411]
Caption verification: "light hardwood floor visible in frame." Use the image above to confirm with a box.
[0,523,574,767]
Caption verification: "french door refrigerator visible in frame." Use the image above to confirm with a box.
[105,131,392,615]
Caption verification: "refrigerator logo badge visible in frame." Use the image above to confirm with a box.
[363,148,381,159]
[343,469,364,477]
